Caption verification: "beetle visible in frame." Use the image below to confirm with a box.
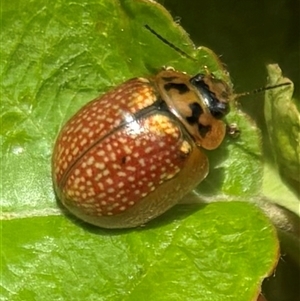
[52,25,289,229]
[52,66,232,228]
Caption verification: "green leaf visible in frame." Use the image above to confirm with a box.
[1,0,279,300]
[264,64,300,182]
[193,97,263,197]
[2,202,278,301]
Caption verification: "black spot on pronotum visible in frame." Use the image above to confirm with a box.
[198,124,211,138]
[121,156,127,164]
[164,82,190,94]
[186,102,203,124]
[190,74,229,119]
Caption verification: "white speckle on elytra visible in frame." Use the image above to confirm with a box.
[82,203,94,209]
[138,158,146,167]
[112,202,120,208]
[103,169,110,176]
[67,189,74,196]
[96,114,105,120]
[145,146,153,154]
[166,173,176,180]
[150,135,158,142]
[95,162,105,170]
[161,166,167,173]
[112,163,121,170]
[128,176,135,182]
[87,191,95,197]
[97,150,105,157]
[97,182,104,190]
[160,173,167,179]
[118,182,124,188]
[106,117,114,124]
[119,137,127,144]
[86,168,93,177]
[106,178,113,185]
[88,131,95,138]
[158,141,166,148]
[118,190,125,195]
[126,166,136,172]
[132,152,139,158]
[97,192,106,199]
[109,153,117,161]
[86,156,95,165]
[121,197,128,203]
[80,138,88,146]
[95,173,103,181]
[107,187,115,194]
[112,104,120,110]
[117,171,126,177]
[74,123,83,132]
[164,151,170,157]
[124,145,132,155]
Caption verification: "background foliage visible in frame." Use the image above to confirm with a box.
[1,0,298,300]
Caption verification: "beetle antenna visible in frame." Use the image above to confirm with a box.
[235,82,291,98]
[144,24,292,97]
[144,24,197,61]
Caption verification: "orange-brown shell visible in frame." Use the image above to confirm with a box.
[52,70,227,228]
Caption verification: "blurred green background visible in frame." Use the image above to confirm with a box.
[159,0,299,111]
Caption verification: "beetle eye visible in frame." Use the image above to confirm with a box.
[190,74,229,119]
